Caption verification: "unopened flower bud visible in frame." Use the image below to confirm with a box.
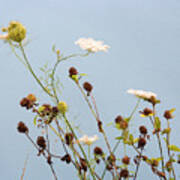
[58,101,68,114]
[7,21,26,42]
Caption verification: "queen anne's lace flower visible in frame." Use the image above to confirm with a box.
[127,89,157,100]
[75,38,110,53]
[75,135,98,145]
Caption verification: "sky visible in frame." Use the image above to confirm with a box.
[0,0,180,179]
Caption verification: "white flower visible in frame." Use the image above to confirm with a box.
[127,89,157,100]
[75,38,110,53]
[0,34,8,40]
[75,135,98,145]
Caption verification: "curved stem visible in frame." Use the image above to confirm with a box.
[19,43,54,97]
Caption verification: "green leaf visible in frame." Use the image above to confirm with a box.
[168,145,180,152]
[80,73,87,77]
[33,115,38,126]
[115,136,124,140]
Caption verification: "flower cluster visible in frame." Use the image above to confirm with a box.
[75,38,110,53]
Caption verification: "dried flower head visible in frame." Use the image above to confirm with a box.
[61,154,71,164]
[80,158,87,171]
[115,115,124,124]
[127,89,157,101]
[17,121,28,133]
[138,137,146,148]
[75,38,110,53]
[120,169,129,178]
[27,94,37,103]
[140,108,153,117]
[139,126,148,135]
[37,136,46,149]
[164,109,174,120]
[122,156,130,165]
[69,67,78,77]
[65,133,74,145]
[83,82,93,94]
[94,147,103,156]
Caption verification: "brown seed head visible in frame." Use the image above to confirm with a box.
[138,137,146,148]
[139,126,148,135]
[20,98,29,107]
[65,133,74,145]
[61,154,71,164]
[17,121,28,133]
[143,108,153,116]
[80,158,87,171]
[120,169,129,178]
[164,110,173,119]
[115,115,124,124]
[119,120,128,130]
[37,136,46,149]
[69,67,78,77]
[83,82,93,93]
[122,156,130,165]
[52,106,59,114]
[94,147,103,156]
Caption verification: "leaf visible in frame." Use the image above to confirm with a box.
[106,122,113,127]
[80,73,87,77]
[169,108,176,113]
[168,145,180,152]
[33,115,38,126]
[154,117,161,130]
[115,136,124,140]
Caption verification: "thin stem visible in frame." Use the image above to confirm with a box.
[25,133,58,180]
[152,105,165,176]
[166,120,176,180]
[19,43,53,97]
[63,114,96,180]
[133,149,143,180]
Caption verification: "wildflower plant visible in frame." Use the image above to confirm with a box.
[1,21,180,180]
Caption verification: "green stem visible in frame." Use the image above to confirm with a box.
[19,43,53,97]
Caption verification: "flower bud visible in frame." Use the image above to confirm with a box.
[7,21,26,42]
[115,115,123,124]
[58,101,68,114]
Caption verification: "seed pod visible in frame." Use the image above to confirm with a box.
[17,121,28,133]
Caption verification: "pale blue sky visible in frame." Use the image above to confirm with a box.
[0,0,180,179]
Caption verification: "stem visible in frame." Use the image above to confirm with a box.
[133,149,143,180]
[152,106,165,176]
[19,43,53,97]
[166,120,176,180]
[63,114,96,180]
